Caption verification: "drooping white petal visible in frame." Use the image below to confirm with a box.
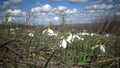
[79,33,90,36]
[91,45,99,50]
[42,29,47,34]
[48,33,57,36]
[80,37,84,41]
[105,33,112,37]
[73,35,80,40]
[29,33,34,37]
[42,28,57,36]
[48,28,54,34]
[47,33,52,36]
[60,39,67,48]
[8,17,15,22]
[8,17,12,22]
[10,28,15,31]
[66,34,72,43]
[51,33,57,36]
[86,33,90,35]
[100,45,105,53]
[90,33,96,36]
[72,34,84,41]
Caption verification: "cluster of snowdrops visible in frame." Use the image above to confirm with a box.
[8,25,108,65]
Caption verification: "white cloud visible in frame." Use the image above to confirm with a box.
[86,10,95,13]
[96,10,105,12]
[8,9,21,15]
[48,12,54,15]
[33,12,46,16]
[0,0,25,10]
[86,10,105,13]
[0,1,11,9]
[9,0,25,3]
[53,6,78,15]
[3,1,10,5]
[41,4,52,12]
[69,0,88,3]
[31,5,78,16]
[31,7,41,12]
[7,9,26,16]
[65,9,78,14]
[85,4,113,10]
[69,9,78,14]
[31,4,52,13]
[89,0,102,5]
[53,6,67,15]
[56,6,67,12]
[54,16,60,21]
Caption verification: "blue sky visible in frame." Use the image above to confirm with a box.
[11,0,118,11]
[0,0,120,25]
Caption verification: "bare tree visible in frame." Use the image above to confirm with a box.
[93,13,120,35]
[25,11,31,25]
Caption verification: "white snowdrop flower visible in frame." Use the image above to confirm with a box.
[15,27,19,30]
[91,45,99,50]
[79,37,84,41]
[10,28,15,31]
[79,32,90,36]
[86,33,90,35]
[73,35,79,40]
[42,28,57,36]
[29,33,34,37]
[92,44,106,53]
[66,33,83,43]
[105,33,112,37]
[66,34,72,43]
[10,28,16,35]
[42,29,47,34]
[60,39,67,49]
[48,33,57,36]
[73,34,84,41]
[48,28,54,34]
[42,28,54,34]
[105,34,109,37]
[100,45,105,53]
[8,16,15,22]
[90,33,96,36]
[47,29,57,36]
[8,16,12,22]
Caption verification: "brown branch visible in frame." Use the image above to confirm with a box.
[0,39,24,60]
[0,40,14,48]
[102,18,113,34]
[43,51,55,68]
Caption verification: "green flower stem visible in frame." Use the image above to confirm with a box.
[35,35,42,60]
[63,47,69,64]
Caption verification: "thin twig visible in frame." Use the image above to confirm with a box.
[96,57,120,64]
[43,51,55,68]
